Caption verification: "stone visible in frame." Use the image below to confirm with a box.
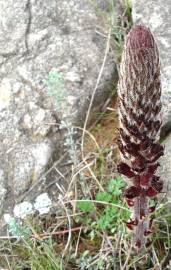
[158,134,171,197]
[19,103,55,138]
[0,79,11,111]
[0,0,119,226]
[10,140,53,197]
[132,0,171,135]
[0,170,7,216]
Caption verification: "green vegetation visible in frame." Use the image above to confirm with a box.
[45,71,67,111]
[76,177,130,233]
[1,168,171,269]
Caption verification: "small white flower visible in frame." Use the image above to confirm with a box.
[4,213,13,224]
[14,202,33,218]
[34,193,52,214]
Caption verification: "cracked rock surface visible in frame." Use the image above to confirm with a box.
[158,134,171,197]
[0,0,118,226]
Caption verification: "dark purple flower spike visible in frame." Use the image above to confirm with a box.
[117,25,164,250]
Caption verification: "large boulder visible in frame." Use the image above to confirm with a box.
[158,134,171,197]
[0,0,118,224]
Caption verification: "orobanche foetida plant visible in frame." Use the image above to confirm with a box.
[117,25,164,250]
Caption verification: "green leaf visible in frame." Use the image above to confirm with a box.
[96,192,112,202]
[97,206,118,230]
[108,177,125,195]
[82,250,90,258]
[76,201,94,212]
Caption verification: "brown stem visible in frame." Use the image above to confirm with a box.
[33,226,86,239]
[133,195,149,249]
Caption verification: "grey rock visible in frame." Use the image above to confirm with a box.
[0,0,118,224]
[19,103,55,138]
[9,140,53,197]
[132,0,171,134]
[0,169,7,215]
[158,134,171,197]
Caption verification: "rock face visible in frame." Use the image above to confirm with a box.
[132,0,171,134]
[132,0,171,196]
[0,0,118,223]
[158,135,171,197]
